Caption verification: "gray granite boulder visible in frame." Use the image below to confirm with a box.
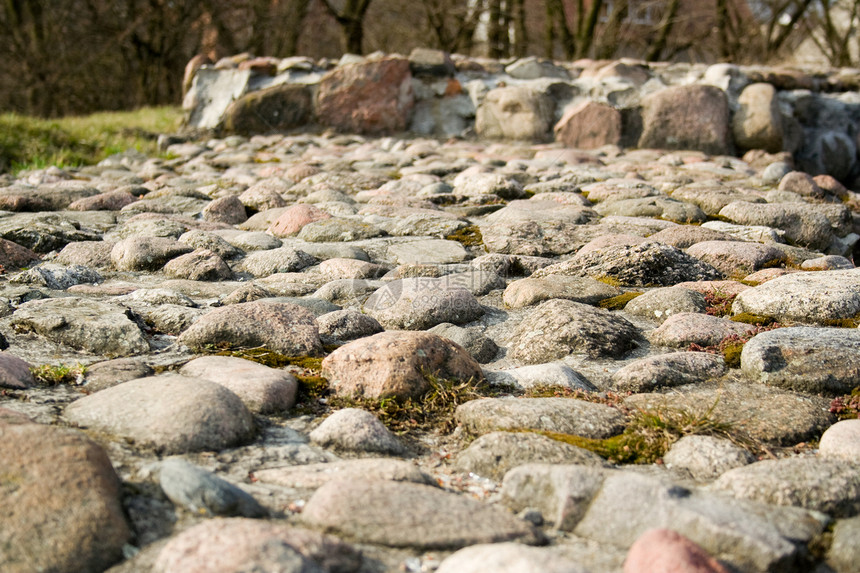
[741,327,860,394]
[179,300,323,356]
[623,286,707,323]
[502,275,620,308]
[648,312,756,348]
[179,355,298,414]
[663,435,754,481]
[159,457,266,517]
[612,351,727,392]
[300,478,544,549]
[363,277,484,330]
[454,431,607,480]
[64,374,255,454]
[533,241,723,286]
[11,297,149,356]
[455,397,626,439]
[309,408,407,456]
[713,457,860,517]
[502,464,826,572]
[508,299,642,362]
[624,380,834,446]
[478,200,600,256]
[732,269,860,323]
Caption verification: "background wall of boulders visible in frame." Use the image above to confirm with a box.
[184,49,860,185]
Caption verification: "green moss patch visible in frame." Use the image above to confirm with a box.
[213,347,324,371]
[595,275,623,288]
[730,312,776,326]
[534,400,751,465]
[597,291,643,310]
[445,225,485,248]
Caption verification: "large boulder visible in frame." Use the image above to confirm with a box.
[554,100,622,149]
[221,83,312,135]
[476,86,554,141]
[732,82,783,153]
[639,85,732,155]
[0,416,131,573]
[317,57,414,134]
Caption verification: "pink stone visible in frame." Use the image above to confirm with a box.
[623,528,730,573]
[266,204,331,237]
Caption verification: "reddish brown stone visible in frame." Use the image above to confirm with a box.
[317,57,414,134]
[0,238,39,270]
[555,100,622,149]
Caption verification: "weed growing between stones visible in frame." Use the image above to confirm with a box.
[703,288,736,316]
[30,363,87,385]
[689,324,781,368]
[220,346,501,434]
[296,372,496,434]
[523,384,631,409]
[829,388,860,419]
[535,400,756,465]
[597,291,643,310]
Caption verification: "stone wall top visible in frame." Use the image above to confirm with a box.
[183,50,860,183]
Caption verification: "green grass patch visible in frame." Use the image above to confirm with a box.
[689,324,781,368]
[597,291,643,310]
[30,363,87,386]
[298,371,493,434]
[0,106,183,173]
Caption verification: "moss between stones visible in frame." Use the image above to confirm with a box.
[532,400,753,465]
[445,225,485,248]
[597,291,643,310]
[594,275,623,288]
[213,347,324,371]
[820,317,860,328]
[730,312,776,326]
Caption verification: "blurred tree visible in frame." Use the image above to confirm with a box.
[320,0,375,53]
[421,0,485,53]
[803,0,859,65]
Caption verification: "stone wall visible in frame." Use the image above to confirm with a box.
[184,49,860,185]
